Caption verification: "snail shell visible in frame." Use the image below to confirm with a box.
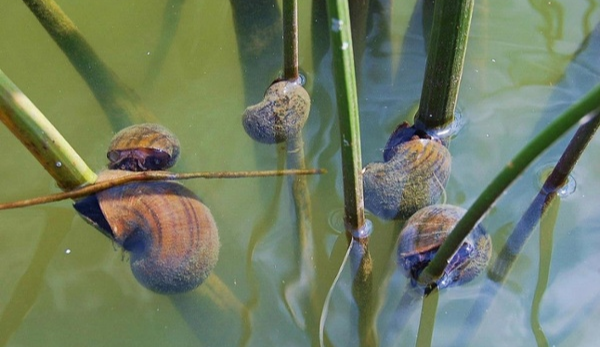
[382,122,431,162]
[242,80,310,144]
[397,204,492,289]
[74,170,220,294]
[363,137,451,220]
[107,123,181,171]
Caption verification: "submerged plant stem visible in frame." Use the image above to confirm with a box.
[351,237,377,347]
[415,0,474,130]
[530,198,559,347]
[0,69,96,190]
[22,0,157,129]
[416,286,439,347]
[285,135,319,336]
[419,82,600,286]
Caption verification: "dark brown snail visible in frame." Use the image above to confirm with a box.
[75,124,219,294]
[363,123,451,220]
[397,204,492,289]
[242,80,311,144]
[107,123,180,171]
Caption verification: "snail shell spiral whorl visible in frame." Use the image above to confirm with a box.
[363,138,451,220]
[107,123,181,171]
[75,171,219,294]
[242,80,311,144]
[397,204,492,289]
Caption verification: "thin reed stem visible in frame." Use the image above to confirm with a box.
[0,168,326,210]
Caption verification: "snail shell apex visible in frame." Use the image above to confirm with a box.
[75,170,219,294]
[397,204,492,289]
[107,123,180,171]
[363,138,451,220]
[383,122,432,162]
[242,81,310,144]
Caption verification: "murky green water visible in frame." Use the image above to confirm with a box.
[1,1,599,346]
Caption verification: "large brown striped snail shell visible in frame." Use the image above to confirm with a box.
[363,136,451,220]
[107,123,180,171]
[397,204,492,289]
[74,170,220,294]
[242,80,311,144]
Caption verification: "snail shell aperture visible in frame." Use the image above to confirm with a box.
[242,80,311,144]
[363,136,451,220]
[107,123,181,171]
[74,170,220,294]
[397,204,492,289]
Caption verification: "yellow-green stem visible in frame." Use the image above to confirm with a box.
[0,69,96,190]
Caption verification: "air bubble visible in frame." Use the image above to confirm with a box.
[426,109,465,141]
[535,163,577,198]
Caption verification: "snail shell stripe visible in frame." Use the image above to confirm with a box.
[363,139,451,220]
[108,123,180,171]
[96,175,219,294]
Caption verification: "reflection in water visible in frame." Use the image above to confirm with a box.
[528,0,564,53]
[0,208,71,346]
[143,0,186,88]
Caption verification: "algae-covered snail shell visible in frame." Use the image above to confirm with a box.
[75,124,219,294]
[242,80,311,144]
[107,123,180,171]
[75,171,219,294]
[363,123,451,220]
[397,204,492,290]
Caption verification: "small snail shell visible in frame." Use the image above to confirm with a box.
[74,170,220,294]
[107,123,180,171]
[363,137,451,220]
[242,80,310,144]
[397,204,492,289]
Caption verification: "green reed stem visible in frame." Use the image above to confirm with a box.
[326,1,374,345]
[415,0,474,130]
[489,109,600,283]
[419,82,600,286]
[452,100,600,347]
[22,0,157,129]
[326,0,366,231]
[0,69,96,190]
[283,0,299,80]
